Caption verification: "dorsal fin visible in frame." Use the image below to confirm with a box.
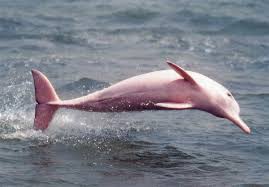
[166,61,197,85]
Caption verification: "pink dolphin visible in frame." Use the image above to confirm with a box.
[31,61,250,134]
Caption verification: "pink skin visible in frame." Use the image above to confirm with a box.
[31,61,250,134]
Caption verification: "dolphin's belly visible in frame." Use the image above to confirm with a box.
[89,91,165,112]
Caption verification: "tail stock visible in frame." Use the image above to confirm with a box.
[32,69,60,130]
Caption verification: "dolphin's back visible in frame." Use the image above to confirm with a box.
[97,70,181,100]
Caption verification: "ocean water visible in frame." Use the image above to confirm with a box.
[0,0,269,186]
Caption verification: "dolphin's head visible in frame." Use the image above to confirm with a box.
[166,61,250,134]
[193,73,251,134]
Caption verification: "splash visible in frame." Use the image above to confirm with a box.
[0,74,155,145]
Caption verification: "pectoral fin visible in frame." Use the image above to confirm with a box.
[155,102,193,110]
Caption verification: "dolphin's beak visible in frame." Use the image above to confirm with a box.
[226,114,251,134]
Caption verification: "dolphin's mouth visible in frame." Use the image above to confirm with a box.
[226,114,251,134]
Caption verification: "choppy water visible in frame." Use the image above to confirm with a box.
[0,0,269,186]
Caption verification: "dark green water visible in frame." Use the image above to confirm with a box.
[0,0,269,186]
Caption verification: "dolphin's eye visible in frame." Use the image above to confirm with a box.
[227,92,232,97]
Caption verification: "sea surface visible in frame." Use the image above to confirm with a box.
[0,0,269,186]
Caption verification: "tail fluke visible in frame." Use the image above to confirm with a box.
[34,104,58,130]
[32,69,60,130]
[32,69,59,104]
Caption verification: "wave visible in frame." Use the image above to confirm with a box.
[218,19,269,35]
[112,145,196,169]
[175,9,235,28]
[101,7,159,24]
[36,14,76,23]
[237,93,269,98]
[60,77,109,95]
[0,17,23,28]
[173,9,269,36]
